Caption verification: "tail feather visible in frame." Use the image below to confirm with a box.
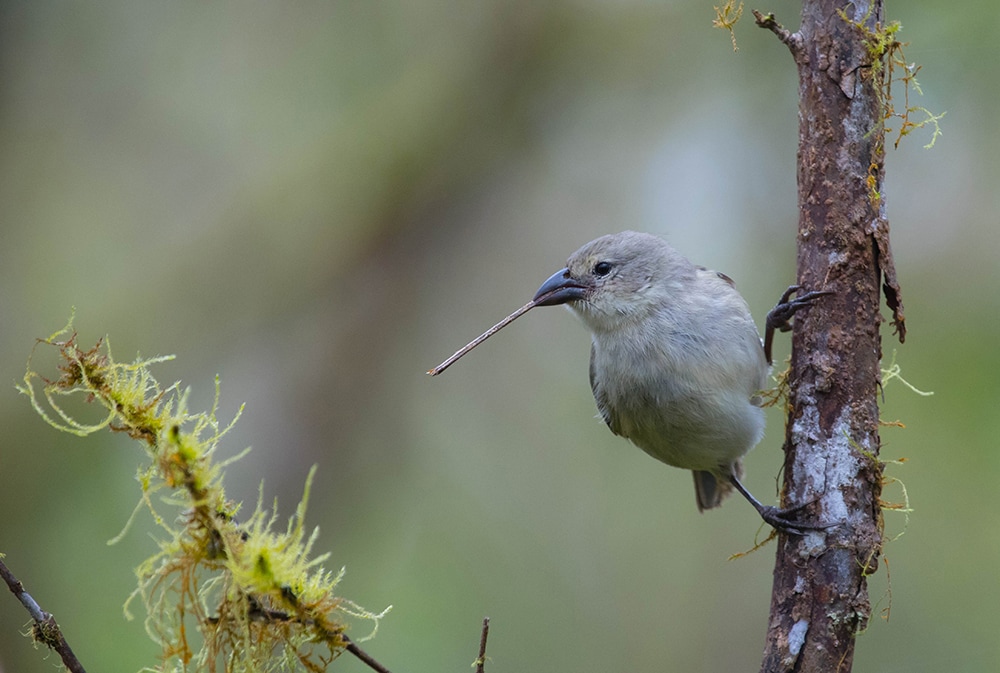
[692,460,743,512]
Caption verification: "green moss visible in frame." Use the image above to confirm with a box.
[840,10,946,151]
[712,0,744,52]
[18,316,388,672]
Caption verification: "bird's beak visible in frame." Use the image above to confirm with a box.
[532,268,589,306]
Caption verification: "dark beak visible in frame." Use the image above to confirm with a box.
[532,268,589,306]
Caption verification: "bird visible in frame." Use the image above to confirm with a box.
[531,231,830,533]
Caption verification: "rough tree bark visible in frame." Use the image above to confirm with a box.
[753,2,905,672]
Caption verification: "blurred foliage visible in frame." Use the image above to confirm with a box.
[1,1,997,672]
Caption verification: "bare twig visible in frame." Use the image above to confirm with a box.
[428,300,538,375]
[341,616,492,673]
[752,9,801,53]
[474,617,491,673]
[0,557,87,673]
[343,634,393,673]
[428,285,572,375]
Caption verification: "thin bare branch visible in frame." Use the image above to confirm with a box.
[474,617,491,673]
[752,9,801,54]
[0,557,87,673]
[343,634,393,673]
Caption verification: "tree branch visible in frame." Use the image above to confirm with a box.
[342,634,394,673]
[340,616,492,673]
[752,9,802,55]
[474,617,491,673]
[0,557,87,673]
[757,3,891,672]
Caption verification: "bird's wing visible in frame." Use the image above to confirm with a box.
[589,344,622,436]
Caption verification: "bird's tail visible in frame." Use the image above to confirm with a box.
[692,460,743,512]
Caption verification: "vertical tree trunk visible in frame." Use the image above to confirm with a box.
[754,2,905,672]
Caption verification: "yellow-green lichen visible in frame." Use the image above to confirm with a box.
[712,0,745,52]
[840,10,946,151]
[18,316,388,672]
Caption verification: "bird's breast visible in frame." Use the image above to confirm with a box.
[590,331,766,471]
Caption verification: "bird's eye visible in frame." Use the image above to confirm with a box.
[593,261,613,277]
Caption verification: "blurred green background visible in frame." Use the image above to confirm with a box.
[1,1,995,671]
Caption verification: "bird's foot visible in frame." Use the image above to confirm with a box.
[757,503,838,536]
[766,285,835,334]
[728,473,838,535]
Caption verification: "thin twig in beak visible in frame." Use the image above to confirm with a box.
[428,297,546,375]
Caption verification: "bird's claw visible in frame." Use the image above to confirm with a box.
[758,503,839,536]
[766,285,834,334]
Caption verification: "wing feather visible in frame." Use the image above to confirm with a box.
[589,344,622,436]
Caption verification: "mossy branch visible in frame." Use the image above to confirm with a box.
[839,11,945,150]
[16,316,390,672]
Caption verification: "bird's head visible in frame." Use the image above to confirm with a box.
[427,231,698,375]
[532,231,690,333]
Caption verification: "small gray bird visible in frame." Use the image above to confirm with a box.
[531,231,829,532]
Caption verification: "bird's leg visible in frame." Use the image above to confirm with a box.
[763,285,835,365]
[727,474,834,535]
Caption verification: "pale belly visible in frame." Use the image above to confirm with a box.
[613,390,765,472]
